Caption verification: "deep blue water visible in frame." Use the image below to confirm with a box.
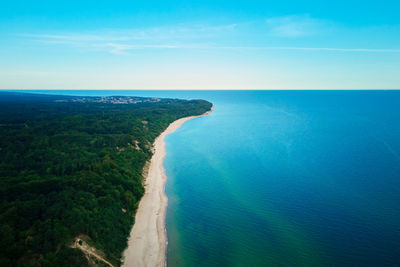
[12,90,400,266]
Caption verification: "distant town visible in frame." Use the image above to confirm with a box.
[55,96,161,104]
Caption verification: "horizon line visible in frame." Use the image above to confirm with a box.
[2,88,400,91]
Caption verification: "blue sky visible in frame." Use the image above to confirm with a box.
[1,0,399,89]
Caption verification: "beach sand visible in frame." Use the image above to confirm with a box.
[122,109,212,267]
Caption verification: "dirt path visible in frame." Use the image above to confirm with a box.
[71,237,115,267]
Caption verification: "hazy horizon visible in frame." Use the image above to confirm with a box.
[3,89,400,91]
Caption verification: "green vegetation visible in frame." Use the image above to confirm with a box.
[0,92,212,266]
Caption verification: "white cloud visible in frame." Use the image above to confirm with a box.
[216,46,400,53]
[20,23,238,42]
[17,21,400,55]
[265,15,326,37]
[18,23,238,54]
[93,43,180,55]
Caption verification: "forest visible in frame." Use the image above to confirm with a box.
[0,92,212,266]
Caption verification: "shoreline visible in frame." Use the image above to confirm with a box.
[122,108,212,267]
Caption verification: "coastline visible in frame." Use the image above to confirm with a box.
[122,108,212,267]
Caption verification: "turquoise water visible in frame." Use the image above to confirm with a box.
[14,90,400,266]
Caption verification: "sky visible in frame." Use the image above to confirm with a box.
[0,0,399,89]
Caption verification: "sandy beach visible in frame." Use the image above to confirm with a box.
[122,109,212,267]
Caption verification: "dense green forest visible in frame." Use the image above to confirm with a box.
[0,92,212,266]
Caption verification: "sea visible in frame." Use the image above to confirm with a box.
[13,90,400,266]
